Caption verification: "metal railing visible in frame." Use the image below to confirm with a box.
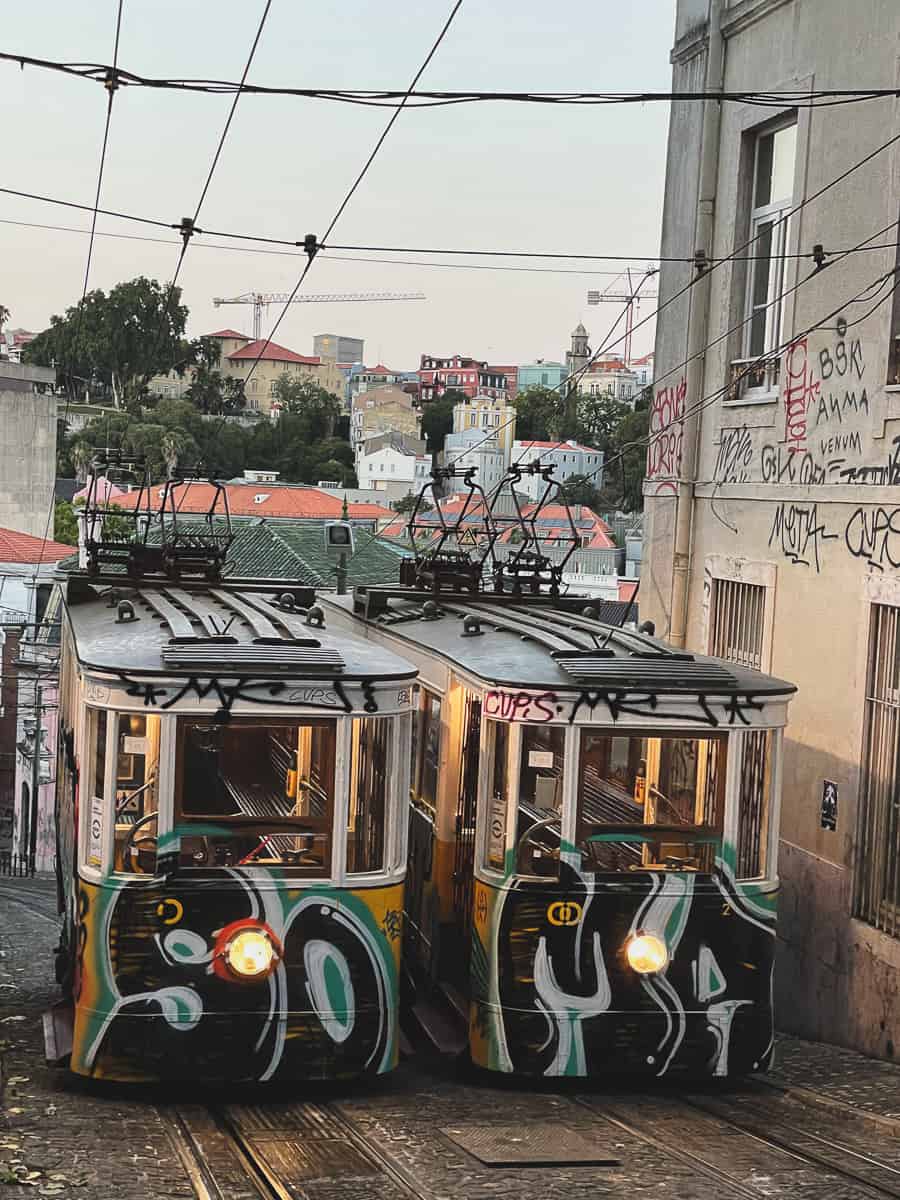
[0,852,35,877]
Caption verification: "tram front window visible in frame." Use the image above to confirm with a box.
[577,732,725,872]
[174,718,336,874]
[515,725,565,879]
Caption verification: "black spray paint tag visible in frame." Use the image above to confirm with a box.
[821,780,838,831]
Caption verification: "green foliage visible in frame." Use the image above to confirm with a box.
[273,374,340,434]
[576,393,631,454]
[24,276,190,407]
[182,337,246,415]
[513,385,569,441]
[420,395,456,452]
[53,500,78,546]
[0,304,9,330]
[393,491,433,515]
[557,473,605,510]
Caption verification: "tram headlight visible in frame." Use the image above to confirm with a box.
[625,933,668,974]
[213,920,282,982]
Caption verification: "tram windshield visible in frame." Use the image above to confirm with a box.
[174,717,337,873]
[577,732,725,872]
[112,713,161,874]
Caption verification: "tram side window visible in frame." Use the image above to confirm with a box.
[113,713,161,875]
[347,717,392,874]
[174,718,336,874]
[515,725,565,880]
[84,708,108,870]
[484,720,509,872]
[577,733,725,873]
[736,729,773,879]
[412,690,442,815]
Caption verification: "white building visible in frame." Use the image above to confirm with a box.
[440,429,507,492]
[577,359,641,403]
[356,443,431,504]
[510,439,605,499]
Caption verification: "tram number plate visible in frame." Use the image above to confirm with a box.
[547,900,582,926]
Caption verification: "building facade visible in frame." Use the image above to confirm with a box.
[356,442,431,503]
[644,0,900,1060]
[517,360,568,393]
[440,429,508,493]
[418,355,509,403]
[577,358,642,402]
[451,393,517,460]
[0,363,56,539]
[313,333,364,363]
[351,385,422,463]
[511,439,605,499]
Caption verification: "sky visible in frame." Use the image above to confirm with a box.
[2,0,676,370]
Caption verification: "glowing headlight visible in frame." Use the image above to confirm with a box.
[625,933,668,974]
[225,928,278,979]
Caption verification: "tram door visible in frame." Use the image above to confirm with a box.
[449,696,481,986]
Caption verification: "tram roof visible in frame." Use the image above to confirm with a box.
[333,587,797,699]
[63,575,416,682]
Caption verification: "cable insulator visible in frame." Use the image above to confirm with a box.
[302,233,319,261]
[177,217,196,247]
[104,68,119,93]
[694,249,708,276]
[812,243,828,271]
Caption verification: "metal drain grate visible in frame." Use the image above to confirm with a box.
[441,1124,621,1166]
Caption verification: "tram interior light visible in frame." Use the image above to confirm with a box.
[224,928,279,980]
[625,933,668,974]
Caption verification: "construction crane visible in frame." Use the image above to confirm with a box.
[587,268,658,364]
[212,291,427,340]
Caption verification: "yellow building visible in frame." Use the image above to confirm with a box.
[451,392,516,459]
[219,333,344,415]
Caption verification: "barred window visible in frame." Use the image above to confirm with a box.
[708,578,766,671]
[856,603,900,936]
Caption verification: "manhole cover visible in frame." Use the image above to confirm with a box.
[441,1124,621,1166]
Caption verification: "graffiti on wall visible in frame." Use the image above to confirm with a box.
[646,377,686,494]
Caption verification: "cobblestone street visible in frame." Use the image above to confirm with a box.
[3,878,900,1200]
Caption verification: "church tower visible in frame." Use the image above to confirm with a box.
[566,322,591,379]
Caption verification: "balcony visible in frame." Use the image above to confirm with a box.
[728,355,780,403]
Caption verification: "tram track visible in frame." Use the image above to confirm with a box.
[575,1088,900,1199]
[164,1097,426,1200]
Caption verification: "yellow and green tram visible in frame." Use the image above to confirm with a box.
[325,584,797,1079]
[51,574,416,1083]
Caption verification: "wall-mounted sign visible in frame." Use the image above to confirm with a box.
[821,780,838,831]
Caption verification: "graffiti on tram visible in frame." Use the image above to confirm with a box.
[469,859,776,1078]
[71,870,401,1083]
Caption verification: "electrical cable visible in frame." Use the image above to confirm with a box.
[31,0,125,581]
[238,0,465,395]
[6,182,900,265]
[3,52,899,109]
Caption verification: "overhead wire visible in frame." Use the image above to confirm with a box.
[32,0,125,580]
[3,52,899,109]
[6,182,900,264]
[238,0,465,396]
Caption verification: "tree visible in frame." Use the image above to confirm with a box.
[183,336,246,415]
[576,393,631,454]
[393,491,432,515]
[54,500,79,546]
[0,305,8,332]
[420,395,456,453]
[24,277,190,407]
[558,473,604,510]
[513,385,567,442]
[273,375,340,437]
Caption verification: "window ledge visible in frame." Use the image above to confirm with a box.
[722,391,779,408]
[884,385,900,393]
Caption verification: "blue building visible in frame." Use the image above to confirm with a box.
[517,360,568,392]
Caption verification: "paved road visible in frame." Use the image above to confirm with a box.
[2,878,900,1200]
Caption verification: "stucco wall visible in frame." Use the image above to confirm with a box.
[646,0,900,1058]
[0,387,57,539]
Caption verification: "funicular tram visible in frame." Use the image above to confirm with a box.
[49,459,417,1083]
[323,465,797,1079]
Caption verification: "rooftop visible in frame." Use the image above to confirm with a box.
[227,339,321,366]
[0,527,74,565]
[113,480,394,522]
[208,328,251,340]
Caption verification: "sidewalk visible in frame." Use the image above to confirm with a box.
[767,1033,900,1127]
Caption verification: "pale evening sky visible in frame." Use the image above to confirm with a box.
[2,0,676,369]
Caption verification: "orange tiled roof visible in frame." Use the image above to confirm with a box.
[0,527,74,564]
[114,482,394,522]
